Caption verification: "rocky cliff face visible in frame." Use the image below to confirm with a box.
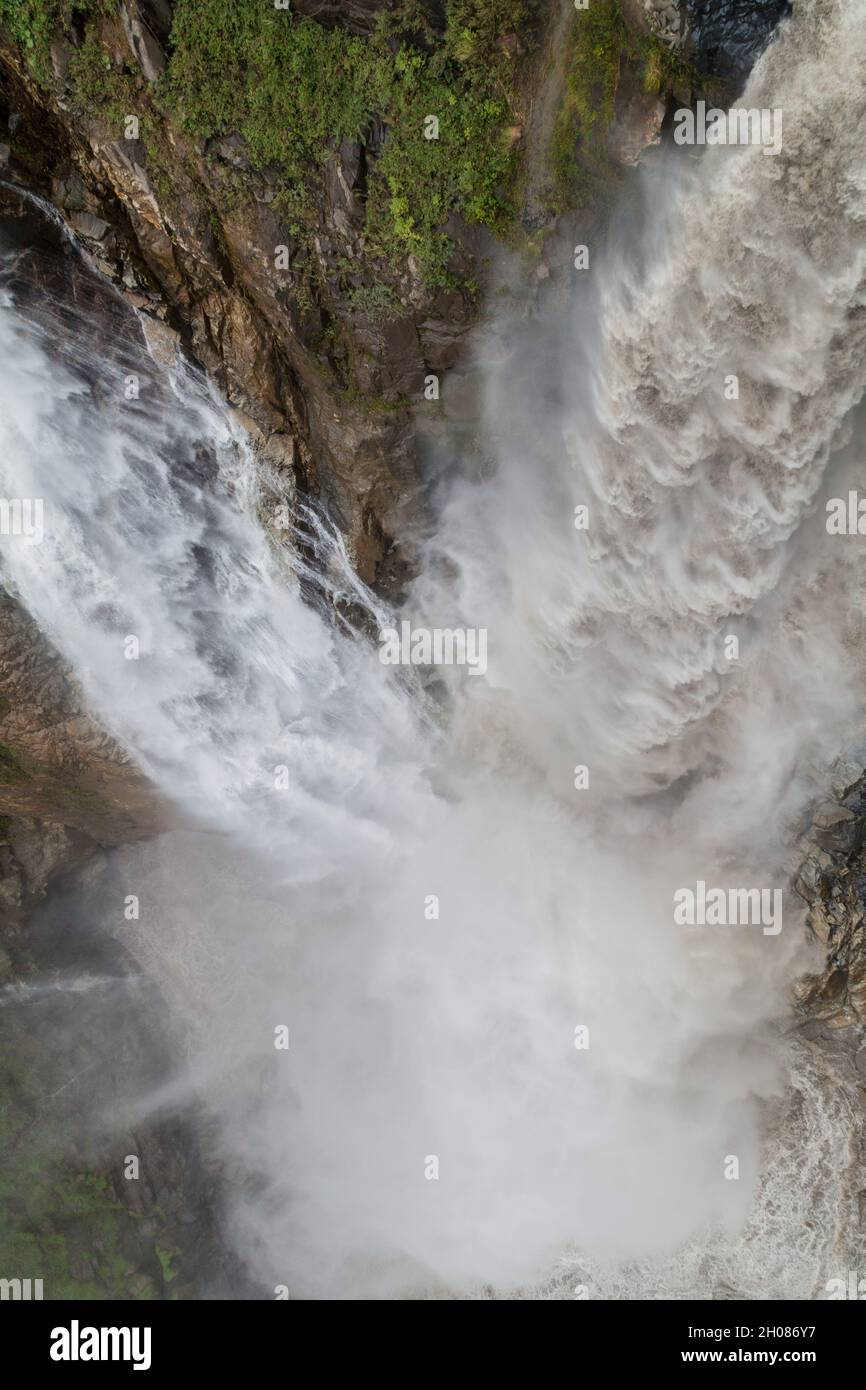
[795,765,866,1031]
[0,592,162,847]
[0,0,707,843]
[0,1,713,585]
[1,1,514,591]
[0,190,168,889]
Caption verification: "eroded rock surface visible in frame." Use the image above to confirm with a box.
[795,765,866,1030]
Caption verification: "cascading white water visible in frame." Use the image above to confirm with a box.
[1,0,865,1299]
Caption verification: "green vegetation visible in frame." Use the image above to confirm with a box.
[0,0,136,123]
[155,1242,180,1285]
[0,0,698,320]
[0,1080,159,1299]
[0,0,114,84]
[66,26,137,125]
[0,0,533,289]
[549,0,627,211]
[348,282,403,321]
[550,2,695,213]
[0,0,62,82]
[0,1182,152,1299]
[160,0,529,284]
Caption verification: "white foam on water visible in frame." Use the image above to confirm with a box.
[1,0,865,1298]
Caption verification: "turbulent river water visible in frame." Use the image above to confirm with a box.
[1,0,866,1299]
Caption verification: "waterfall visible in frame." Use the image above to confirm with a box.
[1,0,864,1298]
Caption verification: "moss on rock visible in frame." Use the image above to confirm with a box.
[160,0,527,285]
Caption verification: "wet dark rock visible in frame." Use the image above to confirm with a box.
[324,137,365,233]
[209,133,254,173]
[68,209,111,242]
[49,38,73,88]
[138,0,173,45]
[686,0,792,89]
[418,290,474,372]
[120,1,167,84]
[351,313,426,401]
